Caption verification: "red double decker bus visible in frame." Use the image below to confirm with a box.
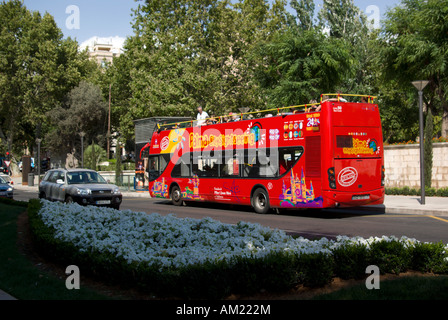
[147,94,385,214]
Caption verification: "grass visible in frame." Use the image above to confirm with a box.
[1,200,447,300]
[314,275,448,300]
[0,201,110,300]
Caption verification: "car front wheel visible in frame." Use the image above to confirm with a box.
[65,196,74,204]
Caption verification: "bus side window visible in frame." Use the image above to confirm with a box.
[278,147,304,176]
[258,149,277,177]
[220,151,242,178]
[172,153,191,178]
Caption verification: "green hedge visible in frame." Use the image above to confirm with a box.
[27,199,448,299]
[386,186,448,197]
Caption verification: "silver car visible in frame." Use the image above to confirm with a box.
[39,169,122,210]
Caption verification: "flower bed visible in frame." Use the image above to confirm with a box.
[28,199,448,298]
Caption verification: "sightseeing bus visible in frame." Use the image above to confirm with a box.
[147,94,385,214]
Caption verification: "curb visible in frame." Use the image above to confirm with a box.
[0,289,16,301]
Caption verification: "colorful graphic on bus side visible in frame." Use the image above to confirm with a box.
[279,168,323,208]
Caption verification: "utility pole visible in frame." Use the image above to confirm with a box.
[107,83,111,159]
[79,132,85,168]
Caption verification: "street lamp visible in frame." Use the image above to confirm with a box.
[411,80,430,205]
[79,132,85,168]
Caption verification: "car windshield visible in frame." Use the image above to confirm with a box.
[0,176,7,184]
[67,171,107,185]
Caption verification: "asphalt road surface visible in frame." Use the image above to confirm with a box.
[13,189,448,244]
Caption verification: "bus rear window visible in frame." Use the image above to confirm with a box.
[336,135,353,148]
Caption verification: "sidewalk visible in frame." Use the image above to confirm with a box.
[381,195,448,216]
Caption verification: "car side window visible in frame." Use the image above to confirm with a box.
[48,172,57,183]
[43,171,52,181]
[57,171,65,183]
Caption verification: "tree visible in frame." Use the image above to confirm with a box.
[45,81,108,161]
[84,143,106,171]
[287,0,315,31]
[253,28,352,107]
[317,0,369,42]
[107,0,289,141]
[115,143,122,186]
[317,0,376,96]
[0,0,96,157]
[380,0,448,137]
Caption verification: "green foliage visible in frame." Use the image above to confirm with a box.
[253,28,352,107]
[104,0,289,141]
[368,239,411,275]
[297,252,334,287]
[45,81,108,160]
[410,242,448,273]
[379,0,448,138]
[0,0,96,156]
[84,143,107,171]
[385,186,448,197]
[332,243,370,279]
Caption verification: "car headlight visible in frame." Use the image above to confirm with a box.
[77,188,91,195]
[7,187,13,192]
[113,187,121,195]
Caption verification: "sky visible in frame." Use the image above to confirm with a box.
[22,0,402,49]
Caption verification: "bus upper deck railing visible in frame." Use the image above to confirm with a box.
[156,93,377,131]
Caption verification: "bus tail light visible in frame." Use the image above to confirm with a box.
[328,167,336,189]
[381,165,385,186]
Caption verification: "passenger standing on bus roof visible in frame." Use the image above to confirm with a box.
[196,106,209,126]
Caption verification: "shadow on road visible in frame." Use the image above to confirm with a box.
[152,199,386,219]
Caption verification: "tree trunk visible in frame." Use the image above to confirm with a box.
[442,103,448,138]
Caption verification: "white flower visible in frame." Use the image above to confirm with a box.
[37,200,428,270]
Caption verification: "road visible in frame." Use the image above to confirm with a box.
[13,189,448,244]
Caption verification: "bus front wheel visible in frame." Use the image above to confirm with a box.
[171,185,183,206]
[252,188,270,214]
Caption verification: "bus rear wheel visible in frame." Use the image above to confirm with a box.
[252,188,270,214]
[171,185,183,206]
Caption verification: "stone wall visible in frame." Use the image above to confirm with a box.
[384,142,448,189]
